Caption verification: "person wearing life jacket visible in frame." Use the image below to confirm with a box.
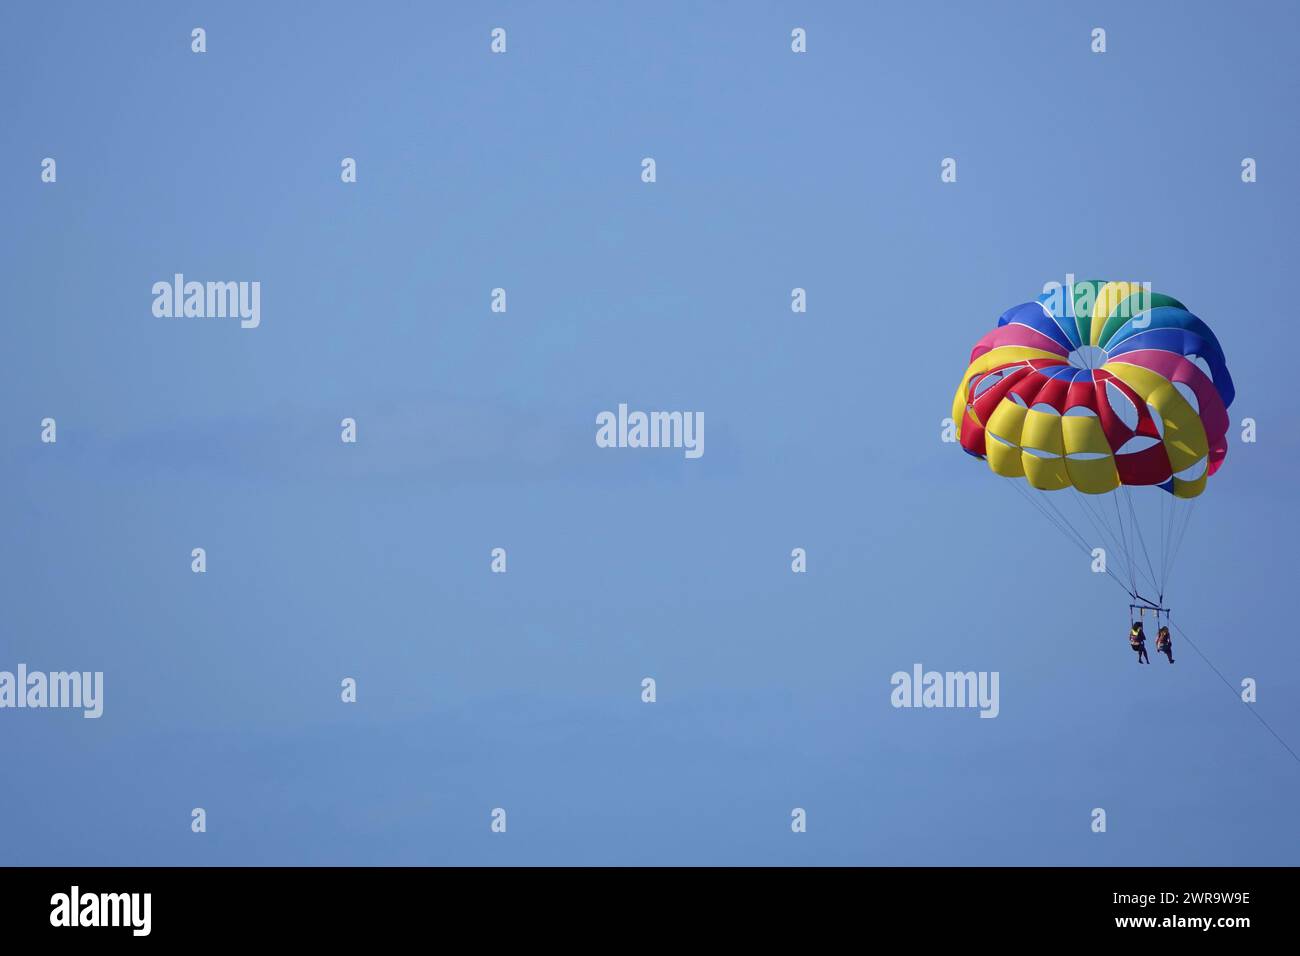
[1129,621,1150,664]
[1156,625,1174,664]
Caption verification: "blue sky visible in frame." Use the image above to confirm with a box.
[2,0,1298,865]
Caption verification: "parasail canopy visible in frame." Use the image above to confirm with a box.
[951,281,1234,612]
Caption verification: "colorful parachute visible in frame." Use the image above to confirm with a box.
[952,281,1233,498]
[951,281,1234,611]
